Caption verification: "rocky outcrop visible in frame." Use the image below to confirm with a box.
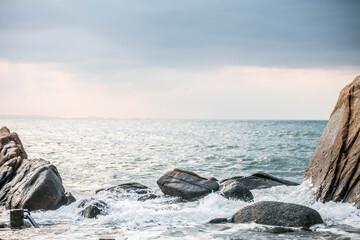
[305,76,360,207]
[157,168,219,200]
[219,181,253,202]
[0,127,75,210]
[232,201,323,228]
[96,182,158,201]
[220,172,298,190]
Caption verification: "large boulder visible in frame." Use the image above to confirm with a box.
[232,201,323,228]
[157,168,219,200]
[220,172,298,190]
[0,127,75,210]
[305,76,360,207]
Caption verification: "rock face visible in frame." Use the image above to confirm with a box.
[157,168,219,200]
[305,76,360,207]
[0,127,75,210]
[220,172,298,190]
[220,181,253,202]
[232,201,323,228]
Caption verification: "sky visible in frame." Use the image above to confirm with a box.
[0,0,359,119]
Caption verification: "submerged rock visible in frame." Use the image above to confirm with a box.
[220,172,298,190]
[96,182,158,201]
[232,201,323,228]
[305,76,360,208]
[220,181,253,202]
[0,127,75,210]
[79,199,108,218]
[157,168,219,200]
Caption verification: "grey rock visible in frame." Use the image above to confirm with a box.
[220,172,298,190]
[79,199,108,218]
[97,182,158,201]
[0,158,70,210]
[208,218,228,224]
[232,201,323,228]
[157,168,219,200]
[220,181,253,202]
[0,127,75,211]
[258,226,295,234]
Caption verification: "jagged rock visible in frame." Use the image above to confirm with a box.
[305,76,360,207]
[79,199,108,218]
[208,218,228,224]
[220,181,253,202]
[96,182,158,201]
[0,127,75,210]
[232,201,323,228]
[220,172,298,190]
[157,168,219,200]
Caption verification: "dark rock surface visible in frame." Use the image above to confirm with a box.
[220,181,253,202]
[232,201,323,228]
[208,218,228,224]
[157,168,219,200]
[258,226,295,234]
[305,76,360,208]
[97,182,158,201]
[79,199,108,218]
[0,127,75,210]
[220,172,298,190]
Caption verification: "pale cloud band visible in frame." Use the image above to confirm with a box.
[0,60,357,119]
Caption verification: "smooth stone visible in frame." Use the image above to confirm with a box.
[220,181,253,202]
[232,201,323,228]
[220,172,298,190]
[157,168,219,200]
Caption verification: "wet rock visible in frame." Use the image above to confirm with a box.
[0,127,75,211]
[79,199,108,219]
[209,218,228,224]
[220,172,298,190]
[220,181,253,202]
[60,192,76,206]
[232,201,323,228]
[305,76,360,208]
[97,182,158,201]
[258,226,295,234]
[157,168,219,200]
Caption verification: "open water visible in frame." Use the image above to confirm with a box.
[0,119,359,239]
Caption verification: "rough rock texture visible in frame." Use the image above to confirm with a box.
[220,172,298,190]
[220,181,253,202]
[0,127,75,210]
[157,168,219,200]
[96,182,158,201]
[232,201,323,228]
[78,199,108,218]
[305,76,360,207]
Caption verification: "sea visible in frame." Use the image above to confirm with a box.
[0,119,360,240]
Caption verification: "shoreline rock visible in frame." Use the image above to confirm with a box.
[231,201,323,228]
[305,76,360,207]
[0,127,75,210]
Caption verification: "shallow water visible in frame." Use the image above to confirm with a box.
[0,119,359,239]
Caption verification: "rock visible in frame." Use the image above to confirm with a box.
[79,199,108,218]
[231,201,323,228]
[96,182,158,201]
[0,158,69,210]
[304,76,360,207]
[220,172,298,190]
[257,226,295,233]
[60,192,76,206]
[208,218,228,224]
[220,181,253,202]
[157,168,219,200]
[0,127,75,210]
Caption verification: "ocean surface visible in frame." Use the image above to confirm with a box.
[1,119,360,240]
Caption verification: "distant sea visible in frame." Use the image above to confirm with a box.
[1,119,359,239]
